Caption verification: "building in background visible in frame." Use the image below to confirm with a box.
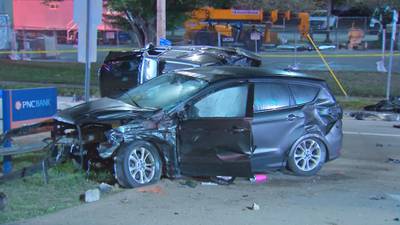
[0,0,13,50]
[12,0,126,47]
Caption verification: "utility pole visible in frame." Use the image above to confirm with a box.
[84,0,91,102]
[325,0,332,43]
[385,10,398,100]
[156,0,166,45]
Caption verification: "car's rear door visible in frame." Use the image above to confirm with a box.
[178,83,253,177]
[250,81,310,172]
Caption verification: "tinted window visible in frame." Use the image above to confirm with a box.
[191,86,248,118]
[109,61,138,77]
[290,84,319,105]
[254,83,290,111]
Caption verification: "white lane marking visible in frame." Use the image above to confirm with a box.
[344,131,400,137]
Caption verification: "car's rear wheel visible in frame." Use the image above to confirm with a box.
[288,137,326,176]
[114,141,162,188]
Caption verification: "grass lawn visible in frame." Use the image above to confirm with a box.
[0,59,101,85]
[1,59,398,100]
[0,156,115,224]
[306,71,400,98]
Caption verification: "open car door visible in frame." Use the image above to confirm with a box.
[178,84,253,177]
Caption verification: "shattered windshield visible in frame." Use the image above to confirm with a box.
[119,72,208,110]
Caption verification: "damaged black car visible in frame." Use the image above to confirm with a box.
[99,45,262,98]
[0,66,342,188]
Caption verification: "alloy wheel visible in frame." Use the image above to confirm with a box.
[293,139,322,172]
[128,147,156,184]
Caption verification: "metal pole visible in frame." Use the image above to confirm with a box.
[382,29,386,63]
[386,11,398,100]
[218,32,221,47]
[255,39,258,53]
[335,17,339,50]
[386,30,395,100]
[84,0,91,102]
[156,0,166,45]
[294,31,297,67]
[325,0,332,43]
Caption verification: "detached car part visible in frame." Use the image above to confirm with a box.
[98,45,261,98]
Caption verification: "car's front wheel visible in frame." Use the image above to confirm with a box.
[287,137,326,176]
[114,141,162,188]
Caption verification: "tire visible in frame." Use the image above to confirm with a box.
[287,137,326,176]
[114,141,162,188]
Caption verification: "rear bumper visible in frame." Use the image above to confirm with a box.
[324,120,343,161]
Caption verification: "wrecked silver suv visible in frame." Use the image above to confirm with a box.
[0,67,342,188]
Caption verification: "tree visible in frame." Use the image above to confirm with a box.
[106,0,237,47]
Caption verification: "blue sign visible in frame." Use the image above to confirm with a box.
[160,38,172,47]
[4,88,57,124]
[1,87,57,175]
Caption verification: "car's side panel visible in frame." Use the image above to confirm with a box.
[178,118,253,177]
[251,107,306,172]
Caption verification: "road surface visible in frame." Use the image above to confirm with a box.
[9,118,400,225]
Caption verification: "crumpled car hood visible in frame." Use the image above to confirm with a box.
[54,97,156,125]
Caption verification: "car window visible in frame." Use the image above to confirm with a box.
[190,85,248,118]
[119,73,207,110]
[254,83,290,112]
[162,62,193,73]
[290,84,320,105]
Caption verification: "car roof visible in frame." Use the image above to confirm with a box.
[150,46,243,65]
[175,66,324,83]
[105,45,261,66]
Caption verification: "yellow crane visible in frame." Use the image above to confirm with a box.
[184,7,310,51]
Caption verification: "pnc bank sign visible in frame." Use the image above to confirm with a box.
[2,88,57,128]
[15,99,51,111]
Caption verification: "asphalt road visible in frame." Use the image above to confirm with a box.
[261,50,400,72]
[11,118,400,225]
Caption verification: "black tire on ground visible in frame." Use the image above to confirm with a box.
[287,137,326,176]
[114,141,162,188]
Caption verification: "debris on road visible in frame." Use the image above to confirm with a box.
[210,176,235,185]
[364,97,400,113]
[387,158,400,164]
[249,174,268,184]
[120,197,129,204]
[349,111,400,121]
[247,203,260,211]
[179,180,198,188]
[98,183,113,193]
[0,192,7,211]
[201,182,219,186]
[82,189,100,203]
[369,195,386,200]
[394,218,399,222]
[136,185,164,194]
